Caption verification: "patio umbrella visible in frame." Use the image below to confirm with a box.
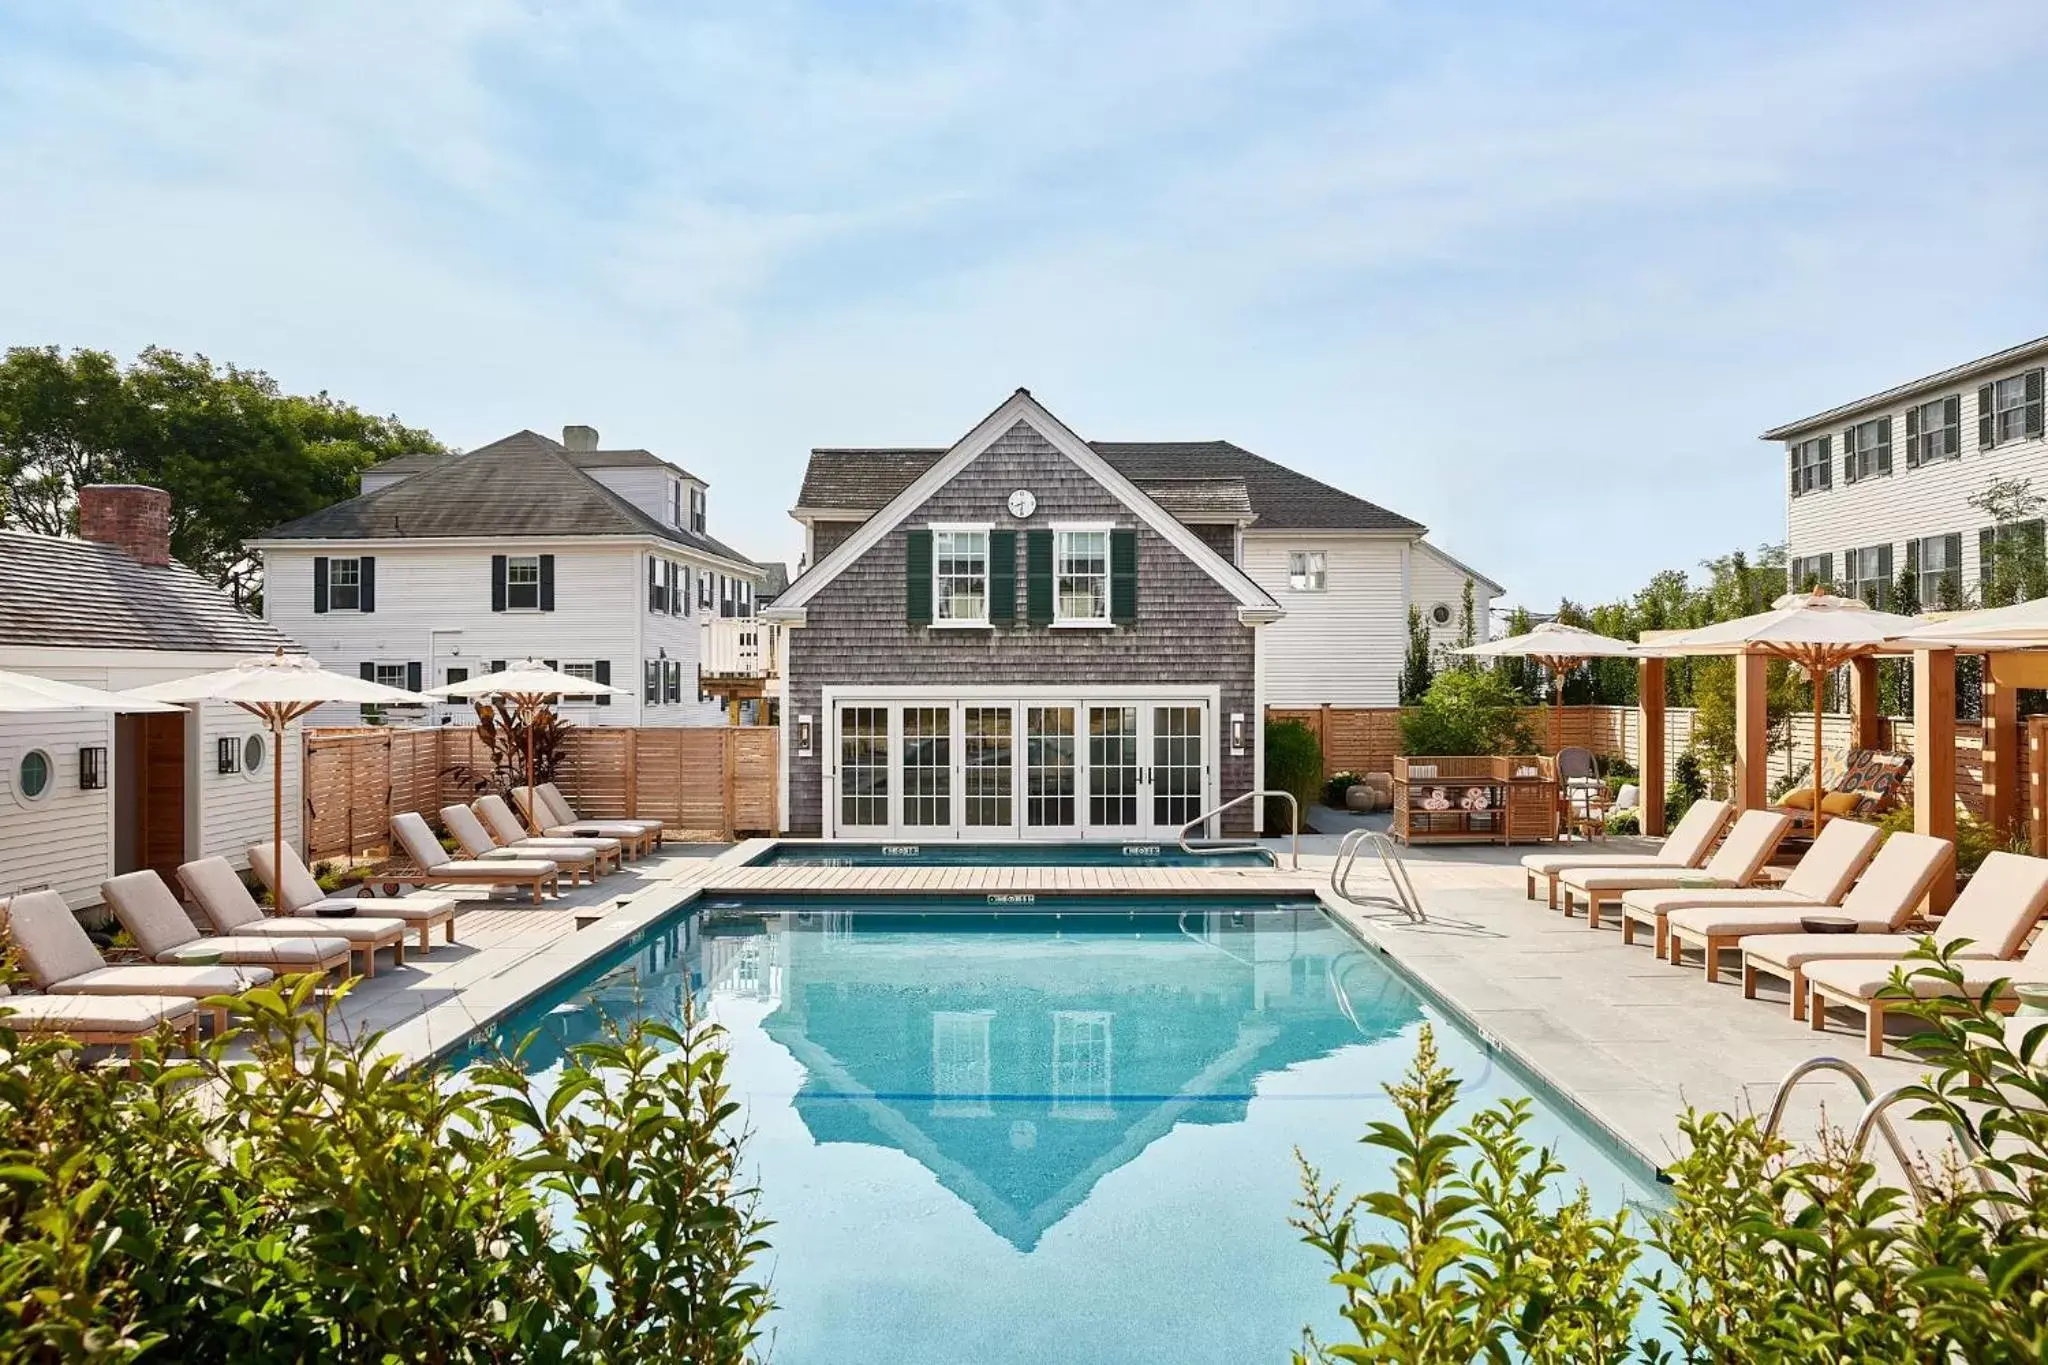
[424,659,626,832]
[1455,621,1641,752]
[1654,590,1920,821]
[124,651,421,907]
[1899,594,2048,646]
[0,669,181,714]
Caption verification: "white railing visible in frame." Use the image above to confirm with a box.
[700,616,780,678]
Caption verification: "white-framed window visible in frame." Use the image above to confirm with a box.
[14,747,55,803]
[1789,436,1831,496]
[1842,416,1890,483]
[931,1011,993,1118]
[667,479,683,528]
[1788,553,1834,591]
[1052,1011,1113,1120]
[689,486,707,534]
[328,556,363,610]
[561,661,597,704]
[932,525,990,625]
[1989,372,2044,446]
[699,569,714,608]
[1287,550,1326,592]
[1054,526,1111,624]
[1915,533,1962,606]
[505,555,541,610]
[1908,395,1961,466]
[372,663,408,691]
[1841,544,1891,608]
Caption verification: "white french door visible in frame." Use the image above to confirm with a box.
[830,693,1213,840]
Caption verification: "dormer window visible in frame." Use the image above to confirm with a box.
[666,480,683,528]
[689,486,707,534]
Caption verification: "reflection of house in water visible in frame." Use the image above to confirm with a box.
[752,909,1419,1251]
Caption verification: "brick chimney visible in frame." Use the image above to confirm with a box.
[562,424,600,451]
[78,484,173,567]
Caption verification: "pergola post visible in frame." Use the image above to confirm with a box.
[1638,656,1666,836]
[1849,656,1883,750]
[1914,647,1957,914]
[1733,650,1770,811]
[1984,651,2021,840]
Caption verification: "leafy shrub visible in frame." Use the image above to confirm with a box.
[1601,753,1637,780]
[1666,748,1707,826]
[0,978,771,1362]
[1768,759,1812,803]
[1604,809,1641,836]
[1399,669,1537,757]
[1298,943,2048,1362]
[1323,771,1361,808]
[1875,803,2027,879]
[1265,720,1322,832]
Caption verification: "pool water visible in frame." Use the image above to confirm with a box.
[457,903,1667,1363]
[751,840,1272,868]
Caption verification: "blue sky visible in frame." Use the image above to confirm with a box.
[3,1,2045,610]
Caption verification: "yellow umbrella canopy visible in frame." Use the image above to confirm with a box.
[1456,621,1641,751]
[425,659,628,832]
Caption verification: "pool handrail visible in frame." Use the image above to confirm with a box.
[1332,829,1426,923]
[1177,790,1297,869]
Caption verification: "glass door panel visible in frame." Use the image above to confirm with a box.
[1024,705,1077,834]
[1150,704,1205,832]
[1086,705,1140,830]
[838,705,890,833]
[962,706,1014,832]
[901,706,952,830]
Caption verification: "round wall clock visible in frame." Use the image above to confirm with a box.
[1007,489,1037,519]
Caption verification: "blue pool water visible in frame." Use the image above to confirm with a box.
[455,902,1667,1363]
[751,840,1272,868]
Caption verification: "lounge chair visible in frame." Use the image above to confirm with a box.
[473,795,624,874]
[2,889,269,1035]
[179,858,409,978]
[247,843,462,951]
[1520,799,1732,908]
[507,785,655,859]
[1557,809,1791,929]
[536,782,663,852]
[1615,817,1883,959]
[1665,831,1953,982]
[102,871,353,977]
[1800,852,2048,1053]
[1771,746,1913,838]
[441,804,603,884]
[0,983,199,1054]
[1744,848,2045,1024]
[390,813,560,904]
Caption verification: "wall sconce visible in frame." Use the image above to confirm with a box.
[217,736,242,774]
[1229,712,1247,756]
[78,746,107,791]
[797,713,814,758]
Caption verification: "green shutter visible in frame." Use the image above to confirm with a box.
[989,530,1017,624]
[1026,530,1054,625]
[1110,529,1137,624]
[905,529,933,625]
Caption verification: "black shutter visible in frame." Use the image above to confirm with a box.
[648,556,659,612]
[538,554,555,611]
[679,566,691,615]
[543,659,558,672]
[667,660,682,704]
[490,660,506,673]
[1905,538,1919,577]
[1944,394,1962,455]
[1841,426,1857,484]
[1904,406,1920,468]
[1875,417,1891,476]
[989,530,1017,625]
[1026,530,1054,625]
[1110,529,1138,624]
[644,661,658,704]
[358,556,376,613]
[1819,552,1832,585]
[491,554,508,612]
[2026,369,2044,438]
[1817,435,1832,489]
[1788,447,1799,496]
[1981,527,1998,594]
[405,661,421,692]
[1981,383,1997,448]
[905,530,933,625]
[594,659,611,706]
[359,662,375,681]
[313,556,329,613]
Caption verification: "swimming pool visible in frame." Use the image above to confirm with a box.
[750,840,1273,868]
[455,900,1666,1363]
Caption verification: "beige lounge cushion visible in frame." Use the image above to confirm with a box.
[0,992,197,1033]
[102,871,206,959]
[213,915,406,945]
[177,856,274,933]
[1667,906,1882,939]
[1829,833,1956,930]
[1620,888,1813,923]
[440,804,506,858]
[475,796,622,856]
[1803,956,2048,1001]
[248,841,331,914]
[1,890,107,987]
[1563,809,1789,894]
[1743,932,1997,974]
[1522,852,1670,877]
[1921,852,2048,958]
[1777,817,1883,903]
[297,895,455,923]
[156,935,351,968]
[537,783,660,835]
[48,963,271,1000]
[1535,799,1733,877]
[391,812,452,870]
[1566,868,1737,894]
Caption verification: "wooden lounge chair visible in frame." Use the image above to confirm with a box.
[473,795,624,874]
[442,803,605,884]
[0,983,199,1055]
[2,889,269,1035]
[1665,832,1953,982]
[1615,817,1882,959]
[101,871,354,977]
[247,843,462,951]
[1520,800,1732,909]
[1744,846,2039,1023]
[390,813,560,904]
[179,858,409,978]
[537,782,663,851]
[1557,809,1791,929]
[508,786,654,859]
[1800,852,2048,1053]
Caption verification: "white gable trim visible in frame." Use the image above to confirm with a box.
[768,389,1281,616]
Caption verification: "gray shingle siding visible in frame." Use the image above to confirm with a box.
[1189,523,1236,560]
[788,420,1255,835]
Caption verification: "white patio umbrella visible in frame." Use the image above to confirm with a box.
[1456,621,1641,752]
[423,659,626,832]
[1653,589,1921,821]
[1900,594,2048,647]
[124,651,421,906]
[0,669,181,714]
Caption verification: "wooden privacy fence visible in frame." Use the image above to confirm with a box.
[302,725,779,862]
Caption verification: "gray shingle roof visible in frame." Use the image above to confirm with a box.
[367,444,702,483]
[1133,477,1255,523]
[755,561,791,602]
[798,440,1423,533]
[261,430,755,567]
[0,530,297,653]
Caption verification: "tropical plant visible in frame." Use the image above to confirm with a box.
[449,698,571,796]
[1265,719,1323,832]
[1400,669,1537,757]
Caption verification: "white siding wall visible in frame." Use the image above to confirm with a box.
[0,711,113,909]
[1409,543,1498,652]
[1785,360,2048,603]
[193,701,304,865]
[1242,534,1408,706]
[585,467,693,527]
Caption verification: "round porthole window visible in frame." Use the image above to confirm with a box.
[243,733,267,775]
[16,749,53,802]
[1429,602,1454,628]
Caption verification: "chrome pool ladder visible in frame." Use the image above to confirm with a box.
[1763,1055,1998,1214]
[1331,829,1426,923]
[1177,789,1298,869]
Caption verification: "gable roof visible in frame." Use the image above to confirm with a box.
[1131,477,1255,524]
[770,390,1280,621]
[1760,333,2048,440]
[368,444,703,483]
[797,439,1422,533]
[0,530,297,654]
[256,430,755,568]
